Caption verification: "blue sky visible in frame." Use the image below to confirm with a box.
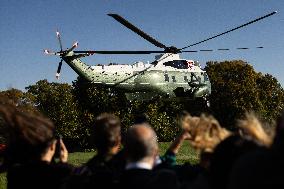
[0,0,283,90]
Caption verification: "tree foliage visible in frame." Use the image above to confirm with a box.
[72,77,182,142]
[0,88,37,144]
[72,77,130,144]
[26,80,83,148]
[205,60,284,129]
[0,88,35,110]
[256,73,284,123]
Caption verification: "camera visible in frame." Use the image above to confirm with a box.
[54,134,62,159]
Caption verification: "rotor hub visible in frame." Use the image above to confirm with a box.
[164,46,181,54]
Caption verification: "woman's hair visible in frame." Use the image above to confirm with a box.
[181,113,231,152]
[0,103,55,164]
[237,112,273,146]
[92,113,121,154]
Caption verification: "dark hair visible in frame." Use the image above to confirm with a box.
[92,113,121,154]
[273,112,284,152]
[134,113,149,124]
[0,104,55,165]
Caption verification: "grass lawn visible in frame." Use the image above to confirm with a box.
[0,141,198,189]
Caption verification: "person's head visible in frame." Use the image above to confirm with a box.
[237,112,272,146]
[134,113,149,124]
[124,123,158,167]
[0,103,56,164]
[92,113,121,155]
[178,111,198,131]
[273,111,284,153]
[184,114,231,153]
[209,134,260,189]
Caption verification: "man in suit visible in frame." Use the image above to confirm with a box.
[121,123,179,189]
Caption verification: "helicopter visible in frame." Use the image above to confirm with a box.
[44,11,277,102]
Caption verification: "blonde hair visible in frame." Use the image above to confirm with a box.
[181,113,231,152]
[237,112,273,146]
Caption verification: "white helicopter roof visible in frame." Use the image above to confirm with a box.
[90,53,204,73]
[155,53,181,65]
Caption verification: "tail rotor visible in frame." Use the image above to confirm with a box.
[44,30,79,79]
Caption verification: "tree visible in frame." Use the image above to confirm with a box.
[26,80,83,148]
[72,77,128,115]
[0,88,37,144]
[256,73,284,123]
[145,100,180,141]
[72,77,131,145]
[205,60,284,129]
[72,77,182,141]
[0,88,35,111]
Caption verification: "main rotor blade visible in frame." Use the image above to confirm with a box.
[181,46,264,52]
[74,50,165,54]
[180,50,198,52]
[108,14,167,49]
[56,30,63,51]
[180,11,277,50]
[73,46,263,55]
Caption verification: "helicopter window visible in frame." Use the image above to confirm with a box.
[204,73,209,81]
[184,76,188,82]
[163,60,188,69]
[190,73,198,82]
[164,74,169,82]
[172,76,176,82]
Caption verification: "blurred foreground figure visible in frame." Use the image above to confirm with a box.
[237,112,273,146]
[228,112,284,189]
[121,123,179,189]
[208,113,272,189]
[180,112,231,153]
[85,113,123,185]
[0,104,73,189]
[66,113,123,189]
[177,112,232,189]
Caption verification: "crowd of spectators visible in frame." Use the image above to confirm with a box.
[0,103,283,189]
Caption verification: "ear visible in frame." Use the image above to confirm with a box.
[153,143,159,157]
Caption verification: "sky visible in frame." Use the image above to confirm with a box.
[0,0,283,91]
